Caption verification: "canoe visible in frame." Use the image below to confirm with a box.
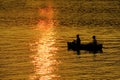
[67,42,103,51]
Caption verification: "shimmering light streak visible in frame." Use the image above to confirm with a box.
[37,1,54,30]
[30,1,59,80]
[30,29,58,80]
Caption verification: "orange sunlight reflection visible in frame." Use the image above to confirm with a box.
[30,29,59,80]
[36,2,54,30]
[30,1,60,80]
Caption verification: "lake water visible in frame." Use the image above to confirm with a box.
[0,25,120,80]
[0,0,120,80]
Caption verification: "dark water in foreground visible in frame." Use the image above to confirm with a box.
[0,26,120,80]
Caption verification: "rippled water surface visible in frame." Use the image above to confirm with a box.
[0,0,120,80]
[0,25,120,80]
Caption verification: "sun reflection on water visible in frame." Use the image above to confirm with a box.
[29,1,60,80]
[36,1,54,30]
[30,28,59,80]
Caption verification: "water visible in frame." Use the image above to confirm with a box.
[0,25,120,80]
[0,0,120,80]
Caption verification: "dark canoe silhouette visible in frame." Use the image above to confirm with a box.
[67,41,103,52]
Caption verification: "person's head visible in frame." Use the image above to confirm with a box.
[92,36,96,39]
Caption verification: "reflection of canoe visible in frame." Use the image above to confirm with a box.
[67,42,103,51]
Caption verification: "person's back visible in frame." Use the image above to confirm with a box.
[76,34,81,46]
[92,36,97,45]
[76,34,81,54]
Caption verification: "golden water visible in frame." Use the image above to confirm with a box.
[0,26,120,80]
[0,0,120,80]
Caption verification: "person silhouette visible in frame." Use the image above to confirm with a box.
[76,34,81,46]
[76,34,81,54]
[92,36,97,45]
